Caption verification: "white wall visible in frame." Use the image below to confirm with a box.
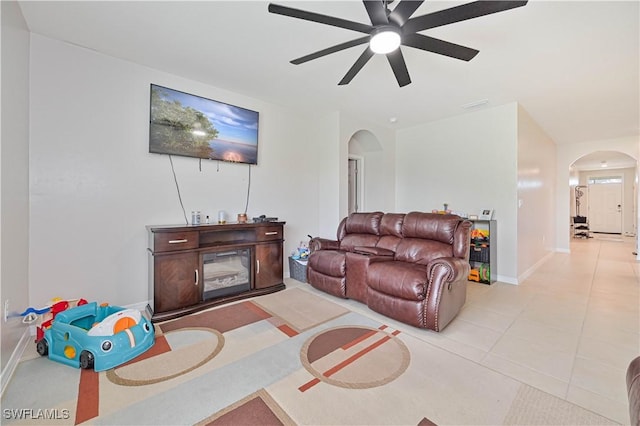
[396,103,519,282]
[556,136,639,252]
[29,34,320,307]
[314,111,341,239]
[1,0,30,378]
[516,105,557,281]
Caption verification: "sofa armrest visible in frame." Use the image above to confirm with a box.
[309,237,340,253]
[627,355,640,426]
[423,257,470,331]
[353,246,395,257]
[426,257,470,284]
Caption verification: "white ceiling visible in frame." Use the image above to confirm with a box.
[17,0,640,145]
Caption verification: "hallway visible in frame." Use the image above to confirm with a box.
[457,234,639,423]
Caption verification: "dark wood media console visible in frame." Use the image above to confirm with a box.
[147,221,285,322]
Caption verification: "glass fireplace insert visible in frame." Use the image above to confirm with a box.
[201,248,251,300]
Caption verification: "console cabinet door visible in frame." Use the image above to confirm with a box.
[254,243,283,289]
[154,252,200,313]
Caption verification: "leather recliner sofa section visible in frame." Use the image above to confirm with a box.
[307,211,472,331]
[628,355,640,425]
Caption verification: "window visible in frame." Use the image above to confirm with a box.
[588,176,622,184]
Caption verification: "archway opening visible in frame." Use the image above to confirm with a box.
[347,130,383,214]
[569,150,637,239]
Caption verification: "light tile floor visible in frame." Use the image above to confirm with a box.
[293,234,639,424]
[3,235,636,424]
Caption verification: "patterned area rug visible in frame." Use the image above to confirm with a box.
[2,287,616,425]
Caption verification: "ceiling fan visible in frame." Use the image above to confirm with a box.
[268,0,527,87]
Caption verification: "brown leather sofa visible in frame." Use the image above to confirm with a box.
[307,211,472,331]
[628,355,640,425]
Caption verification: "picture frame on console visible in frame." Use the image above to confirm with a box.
[479,209,494,220]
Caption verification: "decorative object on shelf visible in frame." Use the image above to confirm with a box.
[191,211,201,225]
[237,213,248,223]
[471,228,489,241]
[253,215,279,222]
[479,209,494,220]
[432,206,452,215]
[218,210,226,224]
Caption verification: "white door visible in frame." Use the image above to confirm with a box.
[588,182,622,233]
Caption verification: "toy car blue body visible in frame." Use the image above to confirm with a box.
[36,302,155,372]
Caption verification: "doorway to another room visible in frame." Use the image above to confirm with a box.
[570,151,637,240]
[587,176,623,234]
[348,156,363,214]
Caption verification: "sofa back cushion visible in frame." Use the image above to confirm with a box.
[380,213,404,237]
[393,212,461,265]
[344,212,383,234]
[339,212,383,251]
[401,212,460,244]
[377,213,405,252]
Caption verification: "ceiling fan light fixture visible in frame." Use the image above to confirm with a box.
[370,26,401,54]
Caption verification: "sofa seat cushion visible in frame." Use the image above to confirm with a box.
[367,261,428,301]
[308,250,346,277]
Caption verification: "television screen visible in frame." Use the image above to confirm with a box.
[149,84,259,165]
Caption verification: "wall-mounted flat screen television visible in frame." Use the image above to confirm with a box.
[149,84,259,165]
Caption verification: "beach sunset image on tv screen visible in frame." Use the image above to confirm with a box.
[149,84,259,165]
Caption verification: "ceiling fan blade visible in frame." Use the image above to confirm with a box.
[268,3,372,34]
[403,1,528,33]
[291,36,370,65]
[386,49,411,87]
[338,48,375,85]
[389,0,424,26]
[363,0,389,26]
[402,33,479,61]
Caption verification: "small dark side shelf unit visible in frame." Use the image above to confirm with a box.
[468,219,497,284]
[147,221,285,322]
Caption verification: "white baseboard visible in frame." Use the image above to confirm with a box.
[497,275,518,285]
[0,327,32,398]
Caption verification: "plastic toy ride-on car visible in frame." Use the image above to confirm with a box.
[36,302,155,372]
